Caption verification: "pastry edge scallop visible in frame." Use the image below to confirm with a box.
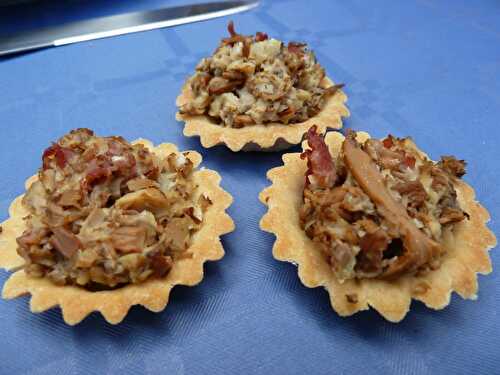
[259,131,496,322]
[0,139,235,325]
[176,77,350,152]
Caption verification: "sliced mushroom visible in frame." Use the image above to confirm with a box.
[342,137,442,278]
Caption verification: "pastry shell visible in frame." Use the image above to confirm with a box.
[176,78,349,152]
[0,140,234,325]
[259,131,496,322]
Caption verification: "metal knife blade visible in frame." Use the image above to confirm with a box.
[0,1,259,56]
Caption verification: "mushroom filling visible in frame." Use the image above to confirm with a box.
[179,22,343,128]
[299,127,468,281]
[16,129,211,288]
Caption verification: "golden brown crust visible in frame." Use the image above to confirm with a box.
[0,140,234,325]
[176,77,349,152]
[259,131,496,322]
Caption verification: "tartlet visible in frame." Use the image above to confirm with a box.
[260,127,495,322]
[0,129,234,325]
[176,22,349,152]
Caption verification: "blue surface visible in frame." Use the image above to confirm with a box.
[1,0,500,374]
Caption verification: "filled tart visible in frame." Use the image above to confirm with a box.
[176,22,349,151]
[260,127,495,321]
[0,129,234,324]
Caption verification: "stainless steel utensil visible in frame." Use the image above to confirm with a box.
[0,1,259,56]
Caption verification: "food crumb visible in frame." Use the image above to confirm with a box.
[345,293,358,304]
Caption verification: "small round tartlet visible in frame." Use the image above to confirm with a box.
[176,22,349,152]
[0,129,234,325]
[260,127,495,322]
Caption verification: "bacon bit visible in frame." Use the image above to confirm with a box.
[50,227,81,258]
[0,226,2,234]
[242,41,251,58]
[82,166,110,191]
[255,31,268,41]
[150,254,172,277]
[301,125,337,189]
[227,20,237,37]
[382,137,394,149]
[288,42,306,54]
[42,145,58,169]
[61,148,75,164]
[403,155,416,169]
[42,144,74,170]
[223,21,247,46]
[223,21,253,54]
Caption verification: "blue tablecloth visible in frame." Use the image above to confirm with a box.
[1,1,499,374]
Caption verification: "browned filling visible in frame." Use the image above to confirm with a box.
[299,127,467,280]
[16,129,211,288]
[179,22,343,128]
